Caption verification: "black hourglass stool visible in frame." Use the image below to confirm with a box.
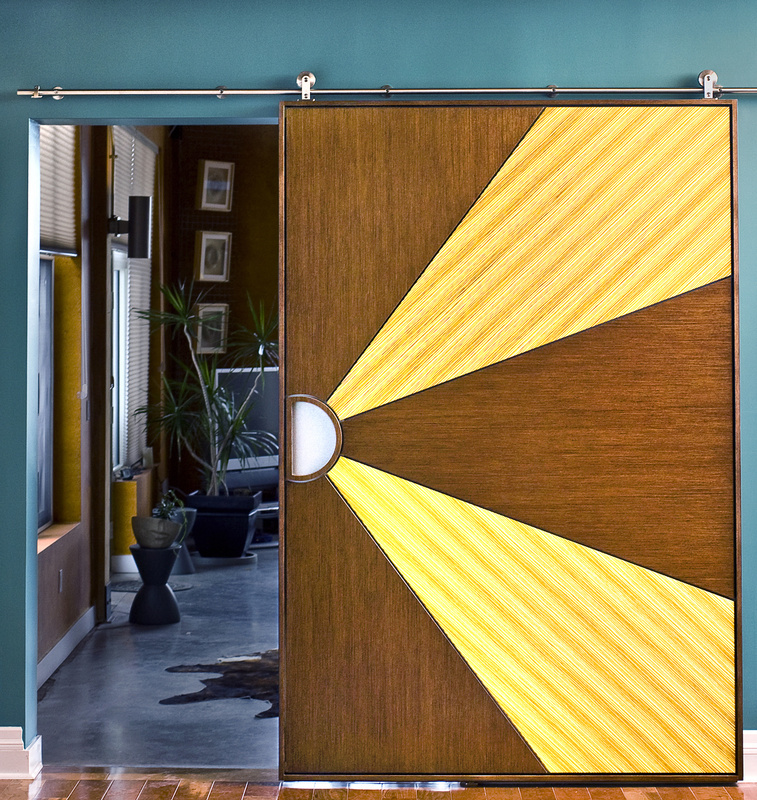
[129,543,181,624]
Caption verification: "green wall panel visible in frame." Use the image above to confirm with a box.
[1,0,756,746]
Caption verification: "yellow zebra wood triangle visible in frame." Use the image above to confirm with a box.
[328,105,733,420]
[327,457,735,774]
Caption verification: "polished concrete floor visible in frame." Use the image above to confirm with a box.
[37,550,279,769]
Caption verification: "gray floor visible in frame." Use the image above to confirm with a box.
[37,550,279,769]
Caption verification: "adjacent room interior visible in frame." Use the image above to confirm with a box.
[36,122,281,769]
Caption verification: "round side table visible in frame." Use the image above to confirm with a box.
[129,543,181,625]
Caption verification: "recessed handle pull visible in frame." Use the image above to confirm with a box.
[287,395,342,482]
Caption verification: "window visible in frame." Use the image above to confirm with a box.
[110,127,157,471]
[38,125,78,528]
[39,125,77,255]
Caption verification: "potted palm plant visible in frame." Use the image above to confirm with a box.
[137,281,278,558]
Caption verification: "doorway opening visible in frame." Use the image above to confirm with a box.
[34,121,281,771]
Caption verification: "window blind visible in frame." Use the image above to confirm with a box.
[39,125,78,254]
[111,127,157,468]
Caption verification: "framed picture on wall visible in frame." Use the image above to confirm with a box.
[197,159,235,211]
[196,303,229,354]
[195,231,232,282]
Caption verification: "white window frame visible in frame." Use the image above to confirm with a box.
[111,246,128,471]
[109,126,157,472]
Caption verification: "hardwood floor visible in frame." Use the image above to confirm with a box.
[2,776,755,800]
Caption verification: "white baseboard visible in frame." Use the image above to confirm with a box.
[37,606,95,688]
[111,554,138,574]
[743,730,757,782]
[0,728,42,779]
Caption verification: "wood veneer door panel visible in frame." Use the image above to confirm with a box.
[341,279,735,598]
[282,477,546,776]
[282,103,546,778]
[282,104,541,400]
[281,102,739,780]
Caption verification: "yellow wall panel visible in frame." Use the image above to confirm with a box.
[52,255,82,522]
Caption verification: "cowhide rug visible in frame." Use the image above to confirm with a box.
[160,648,278,718]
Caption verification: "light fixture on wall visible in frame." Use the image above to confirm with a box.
[107,144,152,259]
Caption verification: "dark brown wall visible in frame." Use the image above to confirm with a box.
[167,124,278,322]
[165,124,278,492]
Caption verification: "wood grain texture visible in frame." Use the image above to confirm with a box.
[35,782,80,800]
[728,103,743,777]
[654,791,695,800]
[520,791,555,800]
[312,790,348,800]
[281,101,739,782]
[171,782,212,800]
[68,783,112,800]
[0,779,744,800]
[278,789,312,800]
[327,105,733,420]
[281,477,546,778]
[350,790,386,800]
[281,104,541,402]
[417,791,450,800]
[38,523,90,658]
[690,791,730,800]
[282,103,547,780]
[554,791,590,800]
[341,279,735,598]
[450,790,486,800]
[0,784,37,800]
[520,786,555,800]
[382,789,417,800]
[328,457,735,775]
[621,791,661,800]
[102,783,145,800]
[726,789,757,799]
[207,784,247,800]
[136,782,181,800]
[483,790,521,800]
[243,789,279,800]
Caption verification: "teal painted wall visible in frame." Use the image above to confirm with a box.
[1,0,756,748]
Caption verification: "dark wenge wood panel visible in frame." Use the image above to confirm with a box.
[88,126,113,619]
[282,477,546,777]
[341,279,735,597]
[282,104,541,401]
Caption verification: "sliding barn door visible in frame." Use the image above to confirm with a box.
[280,102,740,782]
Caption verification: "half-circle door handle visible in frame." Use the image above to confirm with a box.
[286,395,343,482]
